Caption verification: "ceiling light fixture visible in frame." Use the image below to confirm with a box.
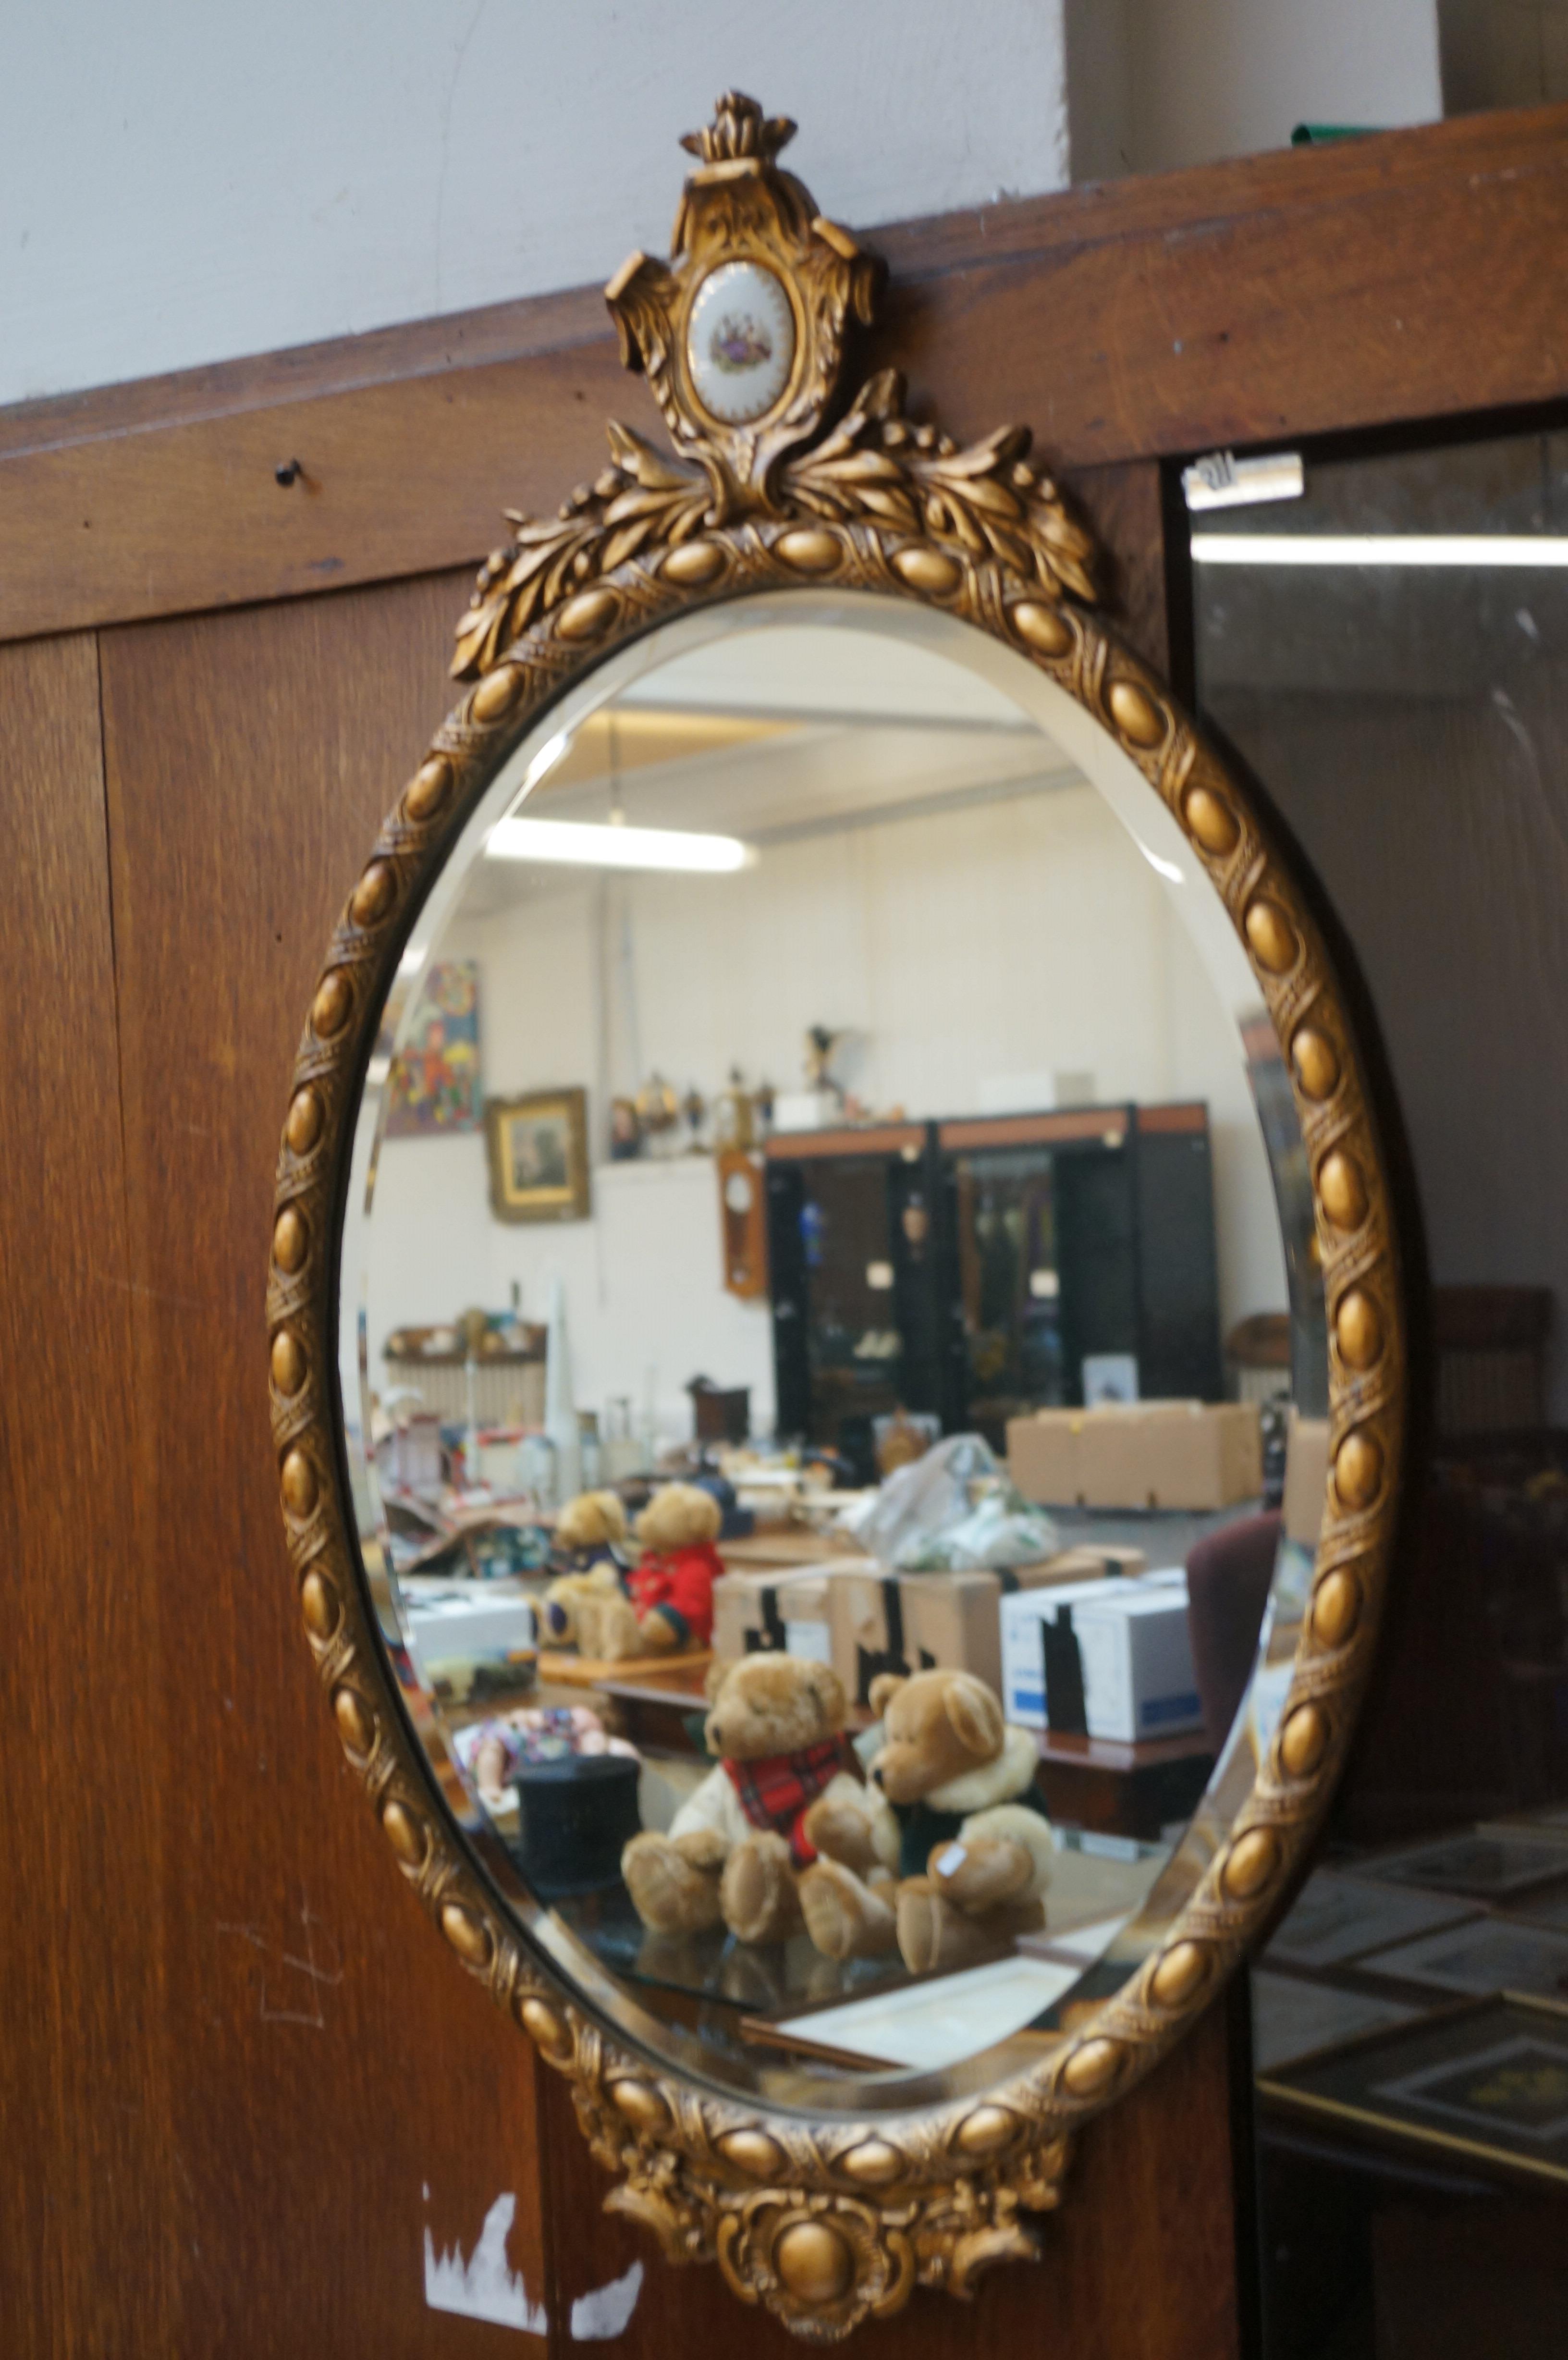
[486,816,755,873]
[1192,532,1568,569]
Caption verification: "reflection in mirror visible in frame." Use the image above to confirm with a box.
[337,593,1324,2105]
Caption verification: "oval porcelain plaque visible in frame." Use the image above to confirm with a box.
[686,260,795,423]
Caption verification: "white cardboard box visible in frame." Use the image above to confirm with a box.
[1002,1577,1113,1727]
[1071,1584,1203,1743]
[403,1579,538,1670]
[996,1567,1195,1737]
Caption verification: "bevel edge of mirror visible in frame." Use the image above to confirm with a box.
[338,587,1321,2105]
[269,536,1407,2215]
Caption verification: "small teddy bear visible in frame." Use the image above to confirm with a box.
[541,1490,631,1648]
[574,1480,723,1660]
[799,1668,1053,1973]
[621,1653,898,1945]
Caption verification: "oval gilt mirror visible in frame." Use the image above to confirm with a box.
[269,95,1408,2340]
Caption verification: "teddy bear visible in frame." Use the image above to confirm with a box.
[541,1490,631,1648]
[797,1668,1054,1974]
[573,1481,723,1660]
[620,1652,899,1946]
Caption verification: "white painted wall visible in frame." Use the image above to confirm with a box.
[363,780,1287,1443]
[1,0,1071,408]
[1115,0,1443,177]
[4,1,1448,410]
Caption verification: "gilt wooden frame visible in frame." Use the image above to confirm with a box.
[267,94,1408,2342]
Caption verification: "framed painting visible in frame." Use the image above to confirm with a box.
[382,958,482,1137]
[485,1089,590,1223]
[1261,1996,1568,2190]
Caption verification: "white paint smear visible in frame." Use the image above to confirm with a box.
[424,2192,548,2334]
[571,2260,645,2341]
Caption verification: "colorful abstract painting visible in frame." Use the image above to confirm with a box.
[383,959,482,1136]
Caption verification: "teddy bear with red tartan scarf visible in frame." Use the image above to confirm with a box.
[620,1653,900,1945]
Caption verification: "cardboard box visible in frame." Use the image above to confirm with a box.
[710,1562,865,1666]
[721,1529,873,1570]
[822,1562,1101,1706]
[778,1573,836,1668]
[826,1568,914,1704]
[1003,1578,1122,1726]
[1025,1543,1148,1587]
[1005,1412,1079,1509]
[1071,1584,1203,1742]
[1282,1410,1331,1549]
[711,1568,793,1662]
[1001,1571,1186,1728]
[1007,1401,1262,1512]
[403,1580,537,1674]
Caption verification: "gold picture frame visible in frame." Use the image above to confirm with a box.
[484,1088,590,1222]
[268,92,1410,2341]
[1259,1994,1568,2192]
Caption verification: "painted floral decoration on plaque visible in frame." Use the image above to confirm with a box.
[687,259,795,421]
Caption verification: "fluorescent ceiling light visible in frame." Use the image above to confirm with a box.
[1192,532,1568,569]
[487,816,755,873]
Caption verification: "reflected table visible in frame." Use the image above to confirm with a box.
[546,1881,910,2066]
[539,1828,1166,2070]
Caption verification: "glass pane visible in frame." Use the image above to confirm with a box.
[1194,425,1568,2358]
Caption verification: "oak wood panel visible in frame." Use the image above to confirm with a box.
[539,1994,1240,2360]
[96,570,551,2356]
[8,105,1568,644]
[0,634,178,2359]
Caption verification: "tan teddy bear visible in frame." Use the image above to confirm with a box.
[574,1480,723,1661]
[541,1490,630,1648]
[798,1668,1053,1973]
[621,1653,899,1946]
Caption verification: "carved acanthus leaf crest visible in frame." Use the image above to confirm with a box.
[453,372,1098,678]
[783,370,1099,605]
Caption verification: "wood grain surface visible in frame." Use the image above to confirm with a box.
[0,633,178,2354]
[5,105,1568,644]
[93,571,551,2355]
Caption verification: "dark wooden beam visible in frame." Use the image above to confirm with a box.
[5,104,1568,646]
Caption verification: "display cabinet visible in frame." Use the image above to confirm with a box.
[937,1102,1224,1445]
[764,1103,1224,1466]
[762,1122,948,1474]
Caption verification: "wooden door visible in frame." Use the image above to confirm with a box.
[7,102,1568,2359]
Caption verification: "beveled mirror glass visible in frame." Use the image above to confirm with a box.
[269,95,1407,2338]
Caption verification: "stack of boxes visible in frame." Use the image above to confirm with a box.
[1004,1399,1262,1514]
[710,1545,1147,1708]
[707,1400,1272,1743]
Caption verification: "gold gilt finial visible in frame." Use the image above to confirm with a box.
[679,90,796,167]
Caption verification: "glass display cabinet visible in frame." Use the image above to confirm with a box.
[763,1123,948,1475]
[938,1103,1224,1445]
